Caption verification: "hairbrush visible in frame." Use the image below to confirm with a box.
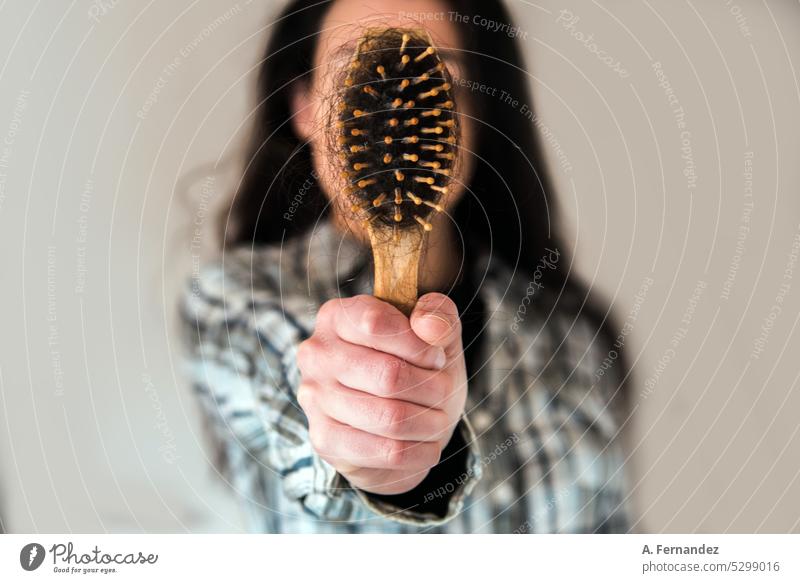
[334,28,459,315]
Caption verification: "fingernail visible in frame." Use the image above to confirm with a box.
[433,347,447,370]
[424,313,452,329]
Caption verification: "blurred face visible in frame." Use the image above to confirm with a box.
[291,0,476,238]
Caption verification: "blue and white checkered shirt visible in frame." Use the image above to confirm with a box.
[180,220,630,533]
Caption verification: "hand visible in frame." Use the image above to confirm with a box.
[296,293,466,495]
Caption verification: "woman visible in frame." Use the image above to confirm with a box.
[181,0,630,533]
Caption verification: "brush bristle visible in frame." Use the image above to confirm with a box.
[336,29,458,231]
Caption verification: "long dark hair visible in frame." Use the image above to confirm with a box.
[223,0,630,409]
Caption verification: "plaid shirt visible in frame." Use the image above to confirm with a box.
[180,220,630,533]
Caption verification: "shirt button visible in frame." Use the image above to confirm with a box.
[494,483,515,506]
[472,411,492,432]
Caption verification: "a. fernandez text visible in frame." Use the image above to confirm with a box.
[49,542,158,566]
[642,544,719,555]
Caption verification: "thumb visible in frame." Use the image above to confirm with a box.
[410,292,462,352]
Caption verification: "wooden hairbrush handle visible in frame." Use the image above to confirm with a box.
[368,228,422,315]
[336,29,458,316]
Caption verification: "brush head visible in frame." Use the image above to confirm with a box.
[334,28,459,233]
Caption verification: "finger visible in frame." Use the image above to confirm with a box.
[302,338,452,408]
[312,382,450,442]
[308,415,442,471]
[344,467,431,496]
[329,295,446,370]
[410,292,463,355]
[297,382,360,474]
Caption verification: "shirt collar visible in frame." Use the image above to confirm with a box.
[305,219,370,293]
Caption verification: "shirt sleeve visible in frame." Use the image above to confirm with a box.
[351,414,483,525]
[528,317,631,534]
[179,267,482,527]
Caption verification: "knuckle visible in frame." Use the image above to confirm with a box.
[360,304,386,337]
[420,442,441,469]
[375,355,402,393]
[435,371,456,403]
[428,409,451,438]
[297,337,327,373]
[317,298,339,322]
[383,439,408,467]
[296,339,313,371]
[377,401,410,434]
[296,382,315,412]
[308,422,327,455]
[415,370,446,406]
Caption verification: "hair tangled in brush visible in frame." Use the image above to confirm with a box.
[330,28,460,233]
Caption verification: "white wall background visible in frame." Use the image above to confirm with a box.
[0,0,798,533]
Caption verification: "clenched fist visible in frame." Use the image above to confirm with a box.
[296,292,467,495]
